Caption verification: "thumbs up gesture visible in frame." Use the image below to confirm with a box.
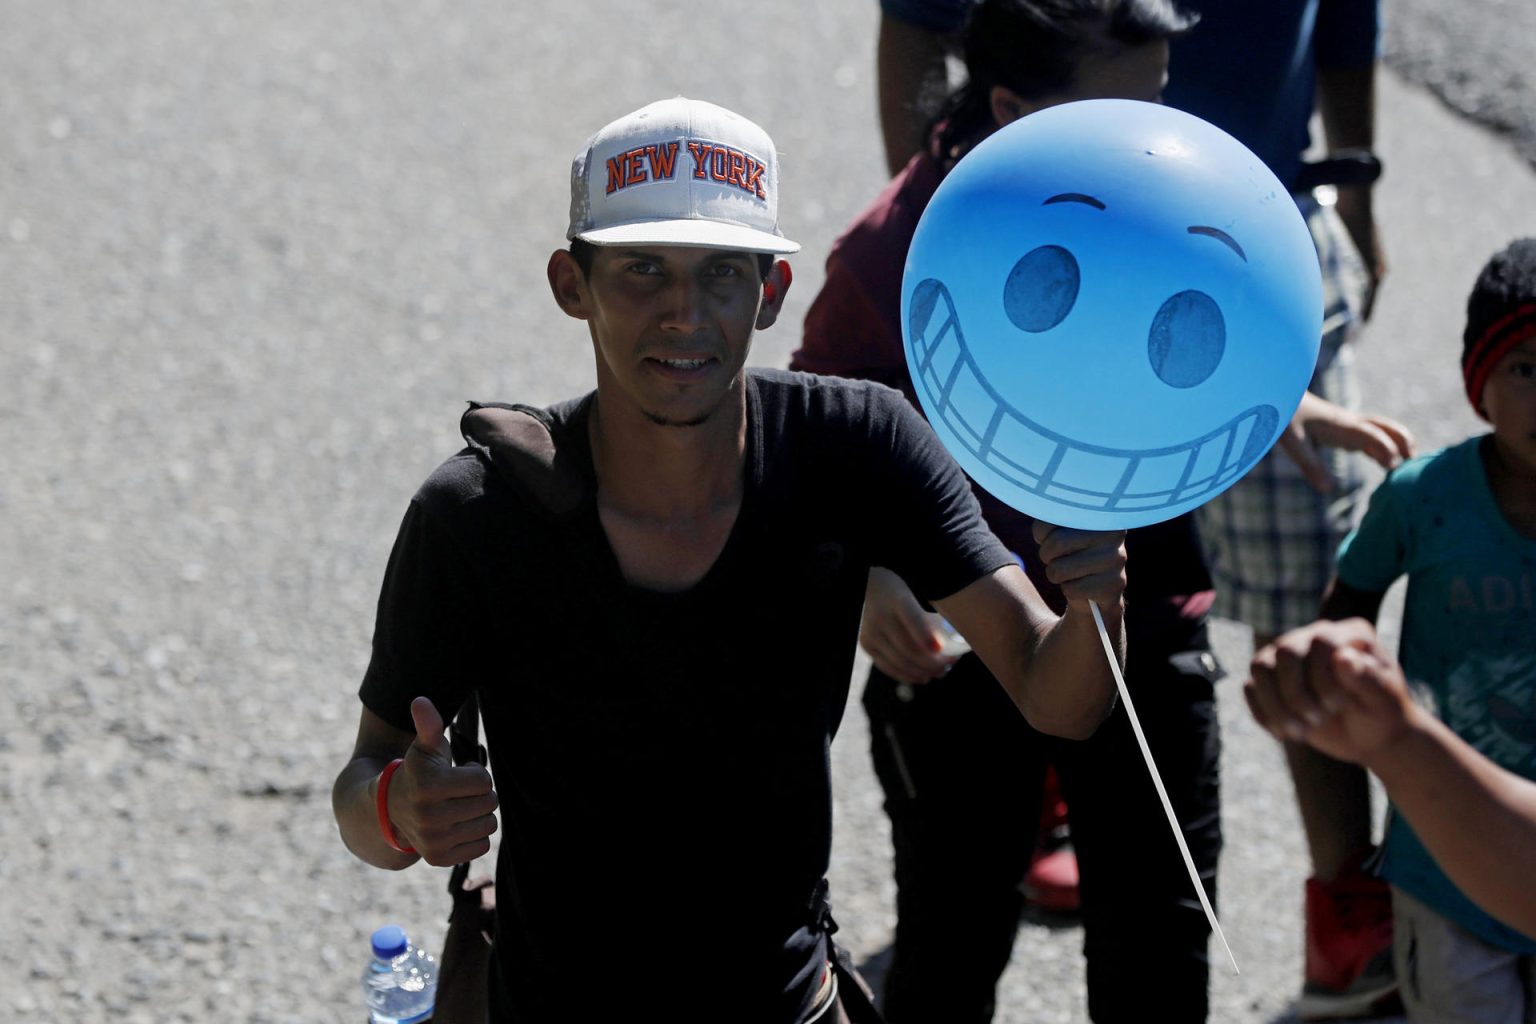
[385,696,499,866]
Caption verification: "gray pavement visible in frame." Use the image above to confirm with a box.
[1384,1,1536,168]
[3,2,1536,1021]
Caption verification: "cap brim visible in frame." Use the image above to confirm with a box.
[575,217,800,255]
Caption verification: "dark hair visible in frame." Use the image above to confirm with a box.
[931,0,1198,163]
[1465,238,1536,351]
[1461,238,1536,411]
[568,238,774,281]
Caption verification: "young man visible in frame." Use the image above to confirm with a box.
[331,97,1128,1023]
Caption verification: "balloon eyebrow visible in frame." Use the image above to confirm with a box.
[1043,193,1106,210]
[1187,226,1246,262]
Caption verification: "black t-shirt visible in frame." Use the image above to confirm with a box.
[360,369,1013,1021]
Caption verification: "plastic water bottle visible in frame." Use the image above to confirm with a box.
[361,924,437,1024]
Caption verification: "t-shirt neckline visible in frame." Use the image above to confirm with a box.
[571,374,765,600]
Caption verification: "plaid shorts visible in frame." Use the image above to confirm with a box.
[1196,194,1373,637]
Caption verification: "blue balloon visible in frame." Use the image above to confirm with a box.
[902,99,1322,530]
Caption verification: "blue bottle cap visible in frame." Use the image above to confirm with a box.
[371,924,409,960]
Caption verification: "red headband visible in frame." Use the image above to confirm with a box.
[1465,302,1536,416]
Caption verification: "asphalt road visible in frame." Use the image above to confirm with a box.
[3,3,1535,1021]
[1384,0,1536,167]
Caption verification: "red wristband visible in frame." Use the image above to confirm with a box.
[376,758,416,854]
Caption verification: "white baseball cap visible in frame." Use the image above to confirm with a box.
[566,97,800,255]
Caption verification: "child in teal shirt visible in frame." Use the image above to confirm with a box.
[1321,238,1536,1019]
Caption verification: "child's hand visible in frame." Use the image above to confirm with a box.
[1278,392,1416,494]
[859,567,961,685]
[1245,618,1418,765]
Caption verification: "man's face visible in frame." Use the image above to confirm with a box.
[1482,338,1536,475]
[551,244,782,428]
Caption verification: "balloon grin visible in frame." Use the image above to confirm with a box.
[908,278,1278,515]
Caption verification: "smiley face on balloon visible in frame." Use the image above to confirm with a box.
[903,99,1322,530]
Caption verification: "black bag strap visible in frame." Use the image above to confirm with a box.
[447,691,485,768]
[460,401,588,519]
[436,692,495,1024]
[807,880,886,1024]
[446,691,487,901]
[446,399,582,902]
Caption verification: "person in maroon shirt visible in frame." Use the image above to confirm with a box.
[792,3,1221,1021]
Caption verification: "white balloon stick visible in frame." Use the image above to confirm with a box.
[1090,599,1239,975]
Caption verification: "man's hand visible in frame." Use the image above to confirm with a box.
[1279,391,1416,494]
[859,566,961,685]
[385,697,499,866]
[1030,521,1126,609]
[1244,618,1419,766]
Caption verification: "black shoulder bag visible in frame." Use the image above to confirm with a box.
[430,692,496,1024]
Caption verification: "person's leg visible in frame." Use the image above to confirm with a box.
[864,657,1046,1024]
[1284,723,1395,1018]
[1393,887,1529,1024]
[1282,702,1386,1009]
[1021,763,1080,914]
[1199,195,1395,1018]
[1058,611,1223,1024]
[1282,703,1376,880]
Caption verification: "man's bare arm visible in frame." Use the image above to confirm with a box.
[934,525,1124,739]
[1316,62,1383,310]
[1367,700,1536,938]
[333,706,422,870]
[1247,619,1536,937]
[877,13,952,176]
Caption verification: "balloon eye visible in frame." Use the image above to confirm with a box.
[1004,245,1080,333]
[1148,290,1225,388]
